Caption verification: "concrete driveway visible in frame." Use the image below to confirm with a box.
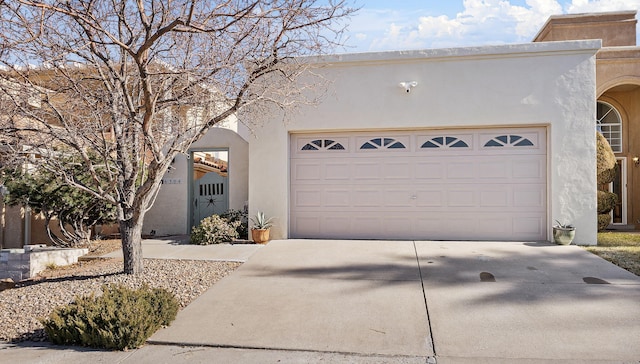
[3,239,639,363]
[146,239,640,363]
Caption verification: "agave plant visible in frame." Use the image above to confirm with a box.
[250,211,275,230]
[554,220,574,229]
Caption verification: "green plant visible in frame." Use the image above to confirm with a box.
[2,153,116,247]
[220,209,248,240]
[40,284,178,350]
[191,214,240,245]
[554,220,574,229]
[596,132,618,231]
[250,211,274,230]
[597,190,618,213]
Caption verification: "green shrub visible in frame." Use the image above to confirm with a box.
[596,132,618,232]
[597,190,617,214]
[191,214,240,245]
[220,209,248,240]
[598,213,613,231]
[596,132,617,185]
[41,285,179,350]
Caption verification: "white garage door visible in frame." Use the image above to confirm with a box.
[290,127,547,241]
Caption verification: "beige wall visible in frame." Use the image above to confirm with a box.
[534,11,637,47]
[600,87,640,227]
[249,41,600,244]
[2,205,24,249]
[596,48,640,94]
[597,46,640,229]
[143,127,249,236]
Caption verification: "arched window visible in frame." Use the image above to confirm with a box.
[597,101,622,153]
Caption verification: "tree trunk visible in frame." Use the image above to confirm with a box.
[120,219,144,274]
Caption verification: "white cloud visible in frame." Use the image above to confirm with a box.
[566,0,640,13]
[352,0,639,52]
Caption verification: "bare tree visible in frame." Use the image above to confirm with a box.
[0,0,354,274]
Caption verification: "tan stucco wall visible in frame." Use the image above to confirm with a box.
[2,205,24,249]
[534,11,637,47]
[596,48,640,95]
[600,87,640,227]
[249,41,601,244]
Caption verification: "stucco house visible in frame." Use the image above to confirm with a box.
[143,38,601,245]
[7,11,640,248]
[533,10,640,230]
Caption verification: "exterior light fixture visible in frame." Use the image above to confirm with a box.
[399,81,418,93]
[633,156,639,166]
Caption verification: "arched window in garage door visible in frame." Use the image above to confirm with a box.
[484,135,534,147]
[301,139,345,151]
[421,136,469,149]
[360,138,406,150]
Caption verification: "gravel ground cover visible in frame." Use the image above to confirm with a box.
[0,256,241,343]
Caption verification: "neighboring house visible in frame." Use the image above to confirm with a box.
[533,10,640,230]
[0,69,244,248]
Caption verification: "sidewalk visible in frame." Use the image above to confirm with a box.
[102,235,262,262]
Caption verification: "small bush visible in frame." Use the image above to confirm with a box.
[191,214,240,245]
[596,132,617,185]
[41,285,179,350]
[220,209,248,240]
[598,213,613,231]
[597,190,618,214]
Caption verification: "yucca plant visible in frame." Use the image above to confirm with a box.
[250,211,274,230]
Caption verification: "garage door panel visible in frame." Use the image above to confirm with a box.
[291,128,547,241]
[293,216,321,237]
[415,162,444,179]
[383,162,413,180]
[384,189,415,207]
[325,189,350,207]
[513,187,545,208]
[292,161,322,181]
[415,190,444,207]
[447,190,476,207]
[353,162,381,180]
[512,158,545,179]
[322,217,353,238]
[353,190,382,207]
[415,218,445,236]
[478,161,508,179]
[353,216,383,234]
[477,218,509,235]
[383,218,413,236]
[293,212,545,240]
[446,162,476,179]
[325,163,350,180]
[479,190,509,207]
[293,189,322,207]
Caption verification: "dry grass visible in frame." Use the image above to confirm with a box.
[584,232,640,276]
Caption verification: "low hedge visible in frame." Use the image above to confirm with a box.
[41,284,179,350]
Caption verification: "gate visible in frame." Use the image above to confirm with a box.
[193,171,228,226]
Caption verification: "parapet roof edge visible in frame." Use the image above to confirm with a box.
[302,40,601,65]
[532,10,638,42]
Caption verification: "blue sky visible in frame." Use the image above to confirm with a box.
[343,0,640,52]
